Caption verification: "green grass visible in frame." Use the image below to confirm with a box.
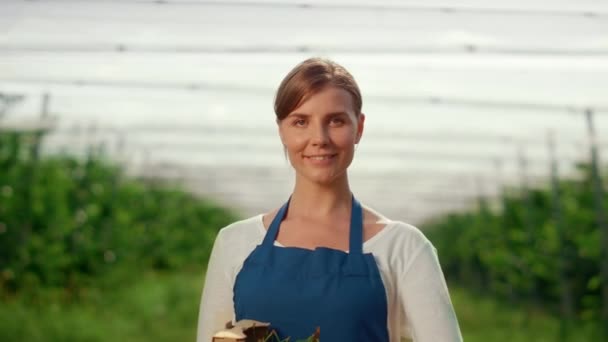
[450,287,602,342]
[0,271,602,342]
[0,270,205,342]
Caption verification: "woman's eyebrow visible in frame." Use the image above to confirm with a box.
[288,111,348,118]
[326,111,348,117]
[287,113,310,118]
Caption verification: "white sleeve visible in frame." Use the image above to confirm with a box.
[399,241,463,342]
[196,229,236,342]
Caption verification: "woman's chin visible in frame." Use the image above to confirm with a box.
[298,170,346,186]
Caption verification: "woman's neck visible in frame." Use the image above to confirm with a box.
[288,173,352,220]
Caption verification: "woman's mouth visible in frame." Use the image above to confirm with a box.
[303,154,338,165]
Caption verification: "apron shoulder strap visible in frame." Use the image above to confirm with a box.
[349,195,364,255]
[261,197,290,248]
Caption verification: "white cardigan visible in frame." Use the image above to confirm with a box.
[196,213,463,342]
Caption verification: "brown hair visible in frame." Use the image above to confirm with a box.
[274,57,362,121]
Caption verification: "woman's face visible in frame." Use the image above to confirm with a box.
[278,86,364,185]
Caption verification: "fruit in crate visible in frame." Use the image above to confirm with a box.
[212,319,270,342]
[212,320,320,342]
[211,327,246,342]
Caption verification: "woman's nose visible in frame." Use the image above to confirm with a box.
[310,124,330,146]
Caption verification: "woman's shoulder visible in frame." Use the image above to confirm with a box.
[365,205,429,238]
[215,214,266,244]
[387,220,430,242]
[363,206,432,254]
[365,217,438,280]
[377,220,431,247]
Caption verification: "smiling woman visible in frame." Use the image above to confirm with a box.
[274,57,364,188]
[196,58,463,342]
[278,86,363,186]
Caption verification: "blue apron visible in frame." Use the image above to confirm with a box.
[233,196,389,341]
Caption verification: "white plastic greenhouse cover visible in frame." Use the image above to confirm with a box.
[1,0,608,222]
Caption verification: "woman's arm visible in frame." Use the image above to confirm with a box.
[196,229,235,342]
[399,241,463,341]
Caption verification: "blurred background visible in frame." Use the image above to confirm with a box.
[1,0,608,341]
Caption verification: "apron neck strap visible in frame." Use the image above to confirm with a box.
[262,195,364,255]
[262,197,290,247]
[349,196,364,254]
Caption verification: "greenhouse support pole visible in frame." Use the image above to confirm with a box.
[547,130,573,341]
[517,146,539,306]
[584,109,608,335]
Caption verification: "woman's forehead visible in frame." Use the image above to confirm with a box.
[290,87,356,115]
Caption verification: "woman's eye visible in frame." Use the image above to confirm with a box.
[330,117,345,125]
[293,119,306,126]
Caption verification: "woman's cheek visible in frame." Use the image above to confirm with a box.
[334,129,356,146]
[289,135,308,150]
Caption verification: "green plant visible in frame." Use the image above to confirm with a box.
[423,163,606,327]
[0,130,237,295]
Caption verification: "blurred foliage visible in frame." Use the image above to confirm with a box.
[0,270,600,342]
[449,286,600,342]
[0,270,203,342]
[423,162,607,331]
[0,130,237,296]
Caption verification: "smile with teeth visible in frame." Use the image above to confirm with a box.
[305,154,337,160]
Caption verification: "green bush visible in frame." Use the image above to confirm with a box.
[423,163,606,327]
[0,130,237,295]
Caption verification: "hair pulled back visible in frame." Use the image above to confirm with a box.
[274,57,362,121]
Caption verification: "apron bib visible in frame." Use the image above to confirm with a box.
[233,196,389,341]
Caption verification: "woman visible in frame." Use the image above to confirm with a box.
[197,58,463,341]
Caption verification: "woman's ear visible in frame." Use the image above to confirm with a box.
[355,113,365,144]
